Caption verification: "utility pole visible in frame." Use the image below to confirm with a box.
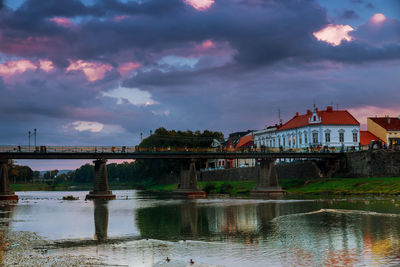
[140,132,143,142]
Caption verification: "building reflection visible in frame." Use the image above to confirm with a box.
[93,200,109,241]
[136,200,281,244]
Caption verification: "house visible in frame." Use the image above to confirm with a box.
[274,106,360,149]
[254,125,279,148]
[367,116,400,148]
[223,131,256,168]
[360,131,383,146]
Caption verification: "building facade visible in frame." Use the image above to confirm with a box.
[254,126,278,148]
[367,117,400,147]
[272,106,360,149]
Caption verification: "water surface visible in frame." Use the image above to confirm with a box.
[3,191,400,266]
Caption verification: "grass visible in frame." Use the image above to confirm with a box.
[285,177,400,195]
[11,177,400,195]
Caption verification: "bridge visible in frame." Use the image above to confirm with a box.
[0,145,344,200]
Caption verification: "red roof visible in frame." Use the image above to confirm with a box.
[369,117,400,131]
[360,131,383,146]
[278,107,359,131]
[236,134,254,148]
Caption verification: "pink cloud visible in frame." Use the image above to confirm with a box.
[195,40,215,52]
[370,13,386,25]
[114,15,131,22]
[184,0,214,11]
[0,59,37,78]
[49,17,73,28]
[39,60,55,72]
[313,24,354,46]
[349,105,400,130]
[117,62,141,76]
[66,60,113,82]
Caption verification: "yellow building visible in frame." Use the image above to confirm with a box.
[367,117,400,147]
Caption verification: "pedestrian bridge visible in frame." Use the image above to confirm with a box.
[0,145,345,201]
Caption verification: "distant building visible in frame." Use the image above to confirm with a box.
[367,116,400,147]
[275,106,360,149]
[254,125,279,148]
[359,131,383,146]
[224,131,256,168]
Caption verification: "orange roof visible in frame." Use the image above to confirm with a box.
[278,107,359,131]
[369,117,400,131]
[236,134,254,148]
[360,131,383,145]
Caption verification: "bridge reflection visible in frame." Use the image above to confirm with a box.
[93,200,109,241]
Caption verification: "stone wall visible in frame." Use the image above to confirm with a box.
[199,161,321,182]
[344,150,400,177]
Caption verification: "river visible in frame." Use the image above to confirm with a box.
[2,190,400,266]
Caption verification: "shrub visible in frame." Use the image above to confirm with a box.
[220,183,234,195]
[203,183,217,194]
[62,195,79,200]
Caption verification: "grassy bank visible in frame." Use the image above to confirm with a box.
[286,177,400,195]
[10,177,400,195]
[146,177,400,196]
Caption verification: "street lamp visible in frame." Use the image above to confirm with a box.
[34,128,37,147]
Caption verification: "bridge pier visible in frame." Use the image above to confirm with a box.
[86,159,116,200]
[0,160,18,201]
[250,158,284,198]
[173,159,206,199]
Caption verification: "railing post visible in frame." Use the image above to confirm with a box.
[0,159,18,201]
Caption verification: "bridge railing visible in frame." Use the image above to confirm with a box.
[0,145,355,154]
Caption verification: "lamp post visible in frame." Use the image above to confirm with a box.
[28,131,32,152]
[34,128,37,148]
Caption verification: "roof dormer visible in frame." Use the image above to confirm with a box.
[309,108,321,124]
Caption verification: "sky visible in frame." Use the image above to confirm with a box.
[1,0,400,170]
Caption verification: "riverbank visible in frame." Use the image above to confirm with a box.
[10,177,400,195]
[146,177,400,196]
[1,221,104,266]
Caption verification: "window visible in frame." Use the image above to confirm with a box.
[353,132,357,142]
[288,138,291,147]
[304,133,308,144]
[312,132,318,143]
[278,138,281,146]
[293,136,295,146]
[325,132,330,143]
[299,134,302,145]
[339,132,344,142]
[283,137,286,147]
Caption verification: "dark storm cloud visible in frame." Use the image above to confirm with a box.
[341,9,359,20]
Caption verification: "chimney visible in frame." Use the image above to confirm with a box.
[307,109,311,115]
[326,106,333,112]
[296,112,299,116]
[315,108,318,112]
[388,117,391,124]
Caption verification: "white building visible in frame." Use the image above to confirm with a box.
[267,106,360,150]
[254,126,278,148]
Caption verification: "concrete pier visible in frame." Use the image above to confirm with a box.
[250,159,284,198]
[0,160,18,201]
[86,159,116,200]
[173,159,206,198]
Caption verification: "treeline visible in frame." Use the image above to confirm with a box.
[70,127,224,184]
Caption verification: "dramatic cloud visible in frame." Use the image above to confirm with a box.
[49,17,73,28]
[370,13,386,24]
[71,121,104,133]
[184,0,214,11]
[313,24,354,46]
[0,60,37,78]
[39,60,55,72]
[117,62,141,76]
[66,60,113,82]
[102,86,156,106]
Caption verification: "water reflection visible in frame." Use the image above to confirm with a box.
[93,200,108,241]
